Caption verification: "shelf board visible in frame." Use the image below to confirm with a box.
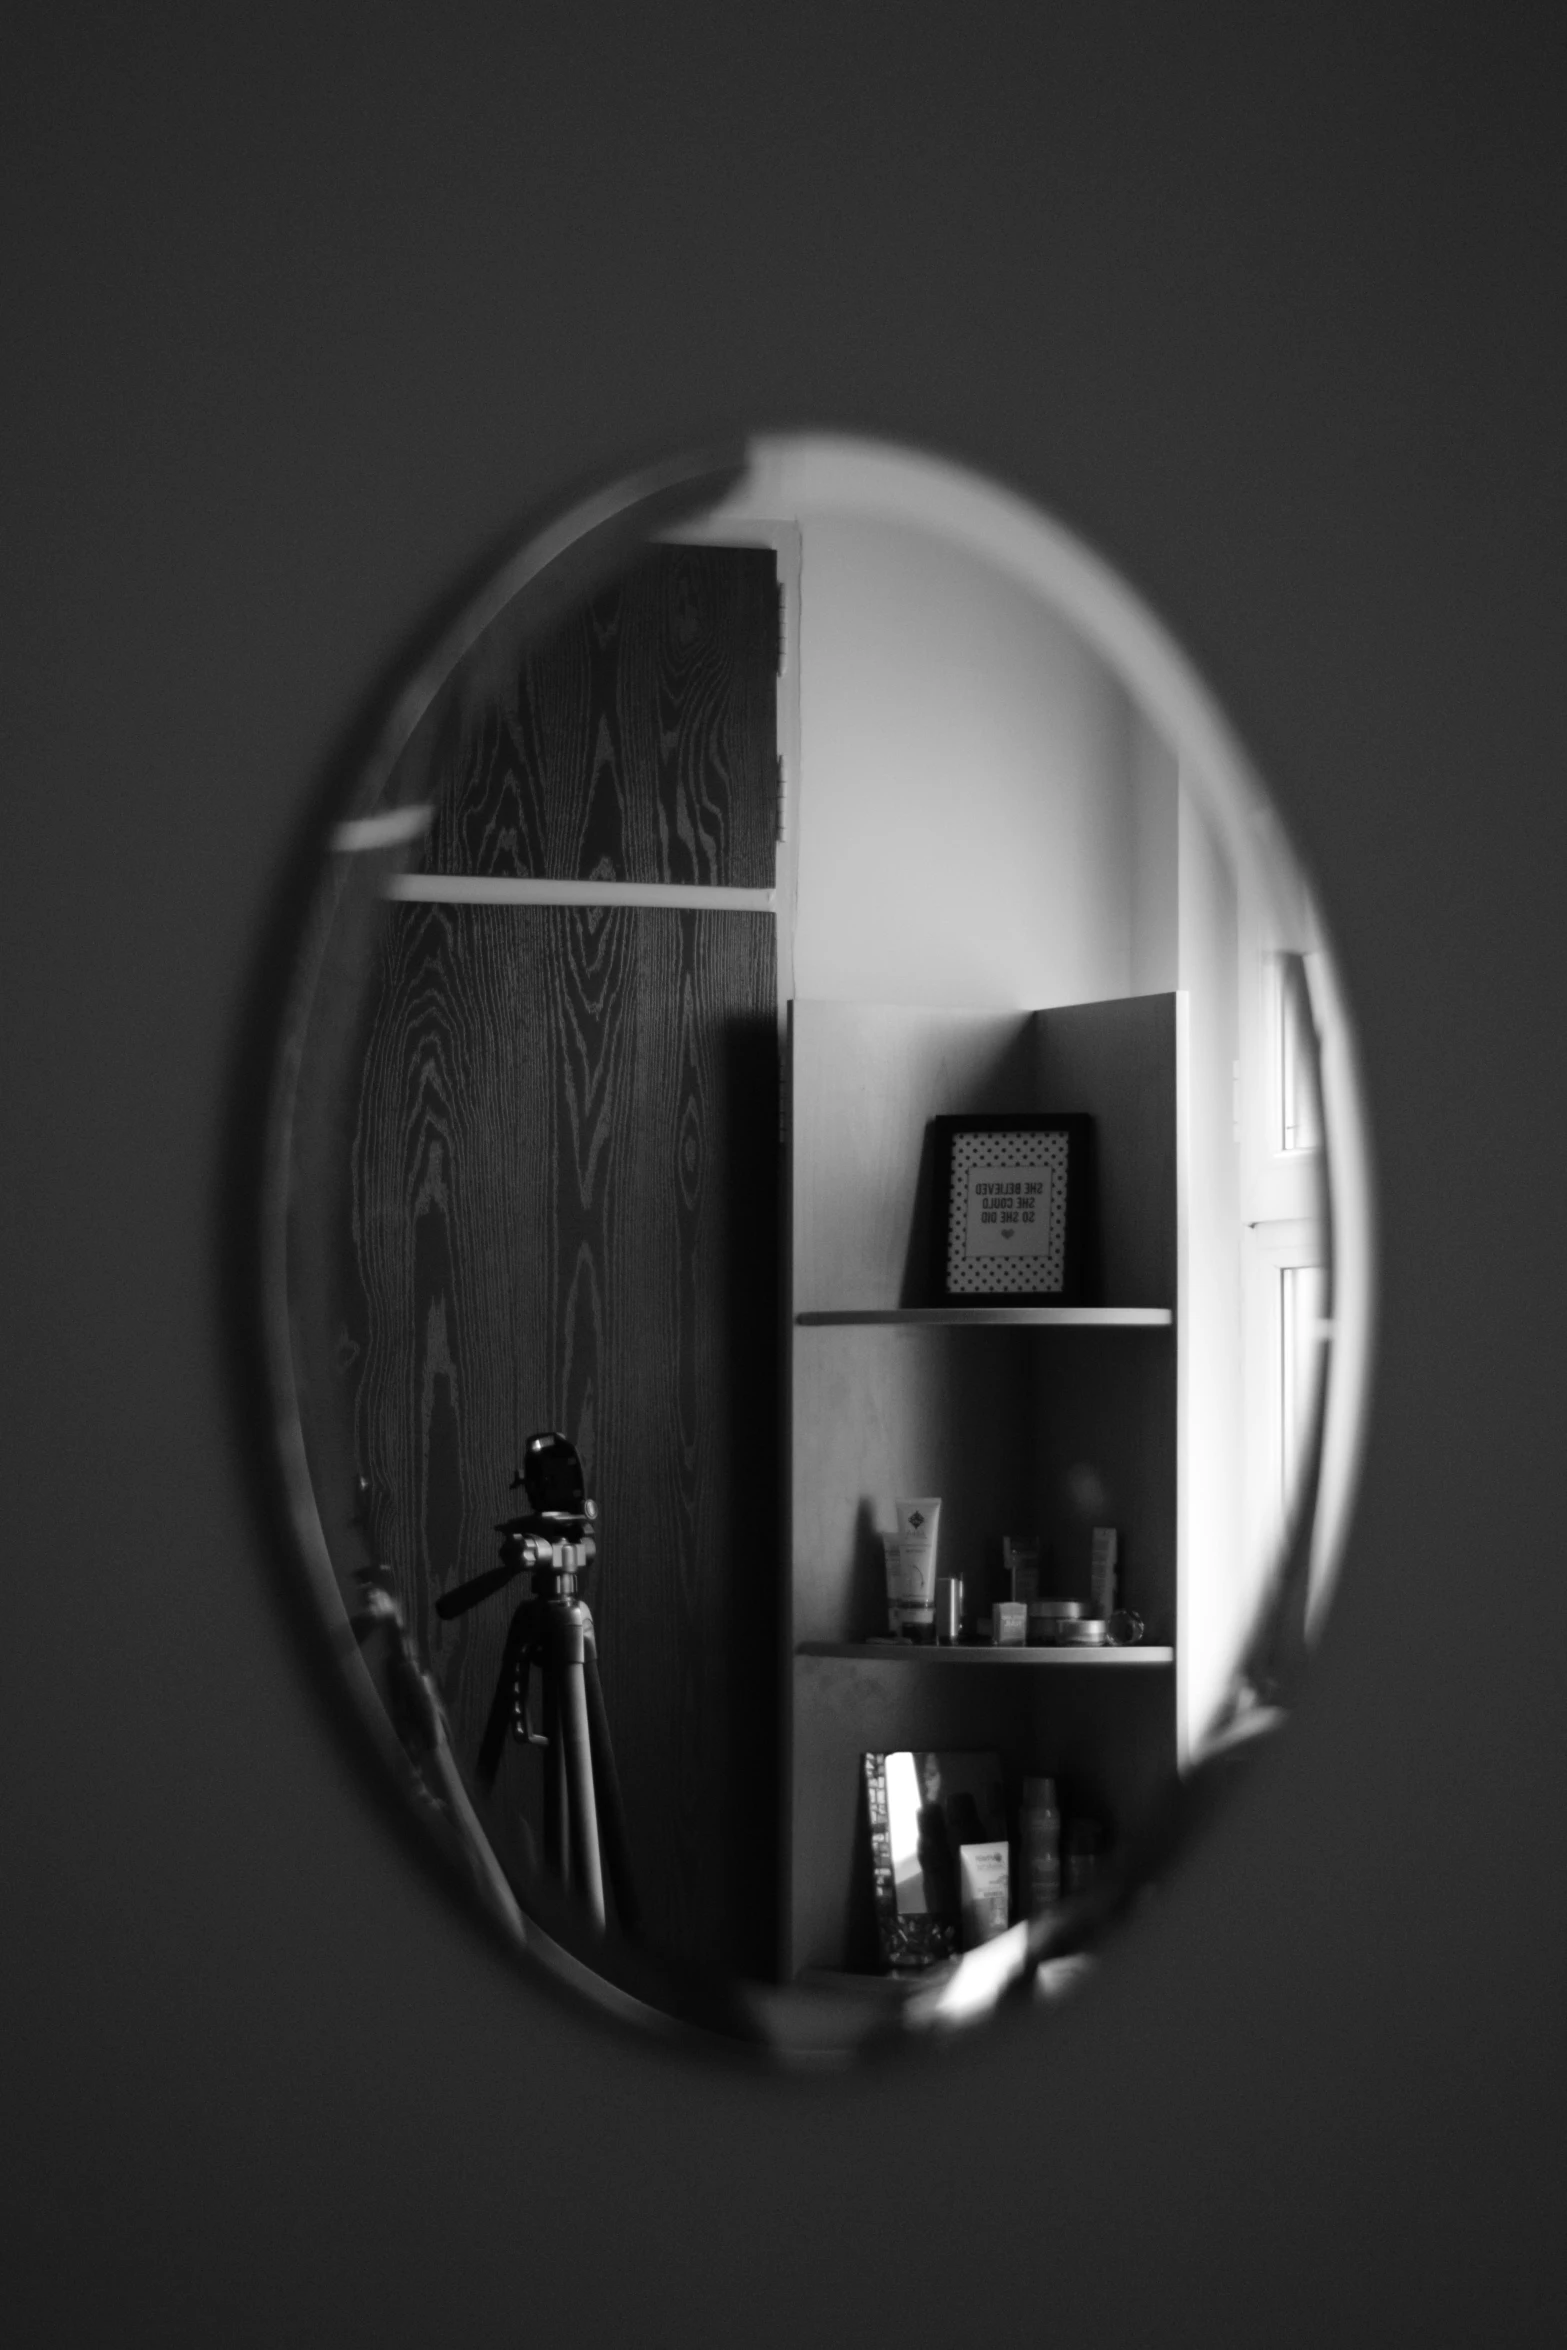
[794,1304,1173,1329]
[797,1641,1175,1667]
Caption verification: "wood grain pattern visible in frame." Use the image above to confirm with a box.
[316,545,785,1980]
[344,901,779,1976]
[419,545,780,888]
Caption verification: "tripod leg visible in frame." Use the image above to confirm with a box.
[476,1606,532,1787]
[555,1611,606,1932]
[541,1666,569,1885]
[582,1638,639,1936]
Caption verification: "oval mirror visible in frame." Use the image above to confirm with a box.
[257,435,1373,2061]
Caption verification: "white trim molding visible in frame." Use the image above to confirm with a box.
[385,874,777,913]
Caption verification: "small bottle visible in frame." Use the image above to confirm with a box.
[1019,1776,1062,1920]
[1090,1527,1119,1619]
[1002,1533,1041,1606]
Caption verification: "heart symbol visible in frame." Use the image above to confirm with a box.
[1001,1226,1016,1240]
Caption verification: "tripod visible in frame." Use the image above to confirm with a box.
[434,1435,636,1939]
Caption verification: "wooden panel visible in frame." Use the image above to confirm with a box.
[344,900,779,1978]
[1028,1332,1178,1642]
[1032,994,1179,1307]
[790,1654,1175,1977]
[1030,995,1181,1643]
[418,545,780,889]
[791,1000,1039,1313]
[788,1329,1175,1640]
[791,1324,1036,1646]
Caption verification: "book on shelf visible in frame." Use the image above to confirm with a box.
[862,1750,1009,1969]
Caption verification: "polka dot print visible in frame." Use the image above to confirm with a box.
[946,1131,1070,1293]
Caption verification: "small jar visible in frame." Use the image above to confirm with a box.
[1027,1599,1082,1645]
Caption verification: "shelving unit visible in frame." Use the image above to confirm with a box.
[785,993,1187,1982]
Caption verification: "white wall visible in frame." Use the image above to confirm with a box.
[780,501,1250,1753]
[693,454,1251,1755]
[1130,702,1180,994]
[791,513,1138,1009]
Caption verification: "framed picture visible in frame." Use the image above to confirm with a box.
[930,1113,1091,1304]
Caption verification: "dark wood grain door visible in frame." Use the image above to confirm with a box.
[346,546,782,1979]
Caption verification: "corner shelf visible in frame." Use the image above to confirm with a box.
[785,994,1186,1982]
[797,1641,1174,1667]
[796,1305,1173,1328]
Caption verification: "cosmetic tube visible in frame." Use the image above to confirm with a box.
[958,1842,1011,1946]
[883,1532,933,1640]
[892,1497,942,1641]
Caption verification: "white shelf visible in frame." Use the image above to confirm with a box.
[797,1641,1174,1667]
[795,1305,1173,1328]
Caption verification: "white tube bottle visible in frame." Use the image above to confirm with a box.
[892,1497,941,1642]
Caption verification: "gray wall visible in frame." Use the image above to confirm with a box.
[5,9,1564,2344]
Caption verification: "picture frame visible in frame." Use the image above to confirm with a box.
[929,1113,1092,1305]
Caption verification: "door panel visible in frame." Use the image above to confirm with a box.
[422,543,781,886]
[341,547,782,1978]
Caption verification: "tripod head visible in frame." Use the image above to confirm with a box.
[434,1431,598,1621]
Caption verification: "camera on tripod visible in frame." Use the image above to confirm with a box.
[497,1430,598,1576]
[434,1432,635,1940]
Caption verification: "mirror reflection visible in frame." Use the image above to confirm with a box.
[262,436,1370,2060]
